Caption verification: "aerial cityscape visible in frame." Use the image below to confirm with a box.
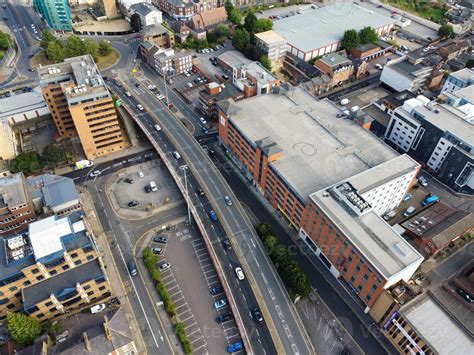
[0,0,472,354]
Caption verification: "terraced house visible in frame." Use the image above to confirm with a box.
[0,212,111,323]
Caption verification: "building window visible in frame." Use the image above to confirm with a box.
[45,301,53,307]
[37,313,44,318]
[98,286,106,291]
[31,269,39,274]
[62,265,70,271]
[87,291,94,296]
[23,281,31,286]
[50,270,57,276]
[70,253,78,258]
[74,260,82,266]
[9,286,17,292]
[37,276,44,281]
[7,303,15,309]
[87,255,94,261]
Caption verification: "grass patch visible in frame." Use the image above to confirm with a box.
[0,50,4,61]
[30,49,120,70]
[382,0,446,23]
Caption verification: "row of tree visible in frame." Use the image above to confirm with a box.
[0,30,11,51]
[341,26,379,50]
[256,223,312,299]
[9,144,69,175]
[40,30,112,63]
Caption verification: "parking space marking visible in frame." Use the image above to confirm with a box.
[181,315,194,323]
[175,302,188,310]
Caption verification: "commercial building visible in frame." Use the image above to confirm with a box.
[218,51,279,98]
[385,95,473,193]
[130,2,162,26]
[400,202,473,258]
[33,0,72,32]
[254,30,288,69]
[189,7,227,30]
[0,212,111,323]
[380,58,432,93]
[39,55,127,160]
[141,23,175,48]
[152,0,195,21]
[440,68,474,94]
[217,88,421,309]
[272,4,395,61]
[0,173,37,236]
[119,0,150,11]
[314,52,354,85]
[198,82,243,119]
[144,47,193,77]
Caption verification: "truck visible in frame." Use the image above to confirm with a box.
[75,160,93,170]
[422,195,439,206]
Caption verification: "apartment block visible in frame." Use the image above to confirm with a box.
[39,55,126,160]
[130,2,162,26]
[254,30,288,69]
[198,82,243,119]
[385,94,473,193]
[144,47,192,77]
[0,212,112,323]
[0,173,36,236]
[440,68,474,94]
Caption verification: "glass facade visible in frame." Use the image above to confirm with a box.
[33,0,72,31]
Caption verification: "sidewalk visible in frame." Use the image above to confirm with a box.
[78,186,147,355]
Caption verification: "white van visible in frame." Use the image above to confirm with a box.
[150,181,158,192]
[90,304,106,314]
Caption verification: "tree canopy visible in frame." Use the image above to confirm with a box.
[259,55,272,71]
[228,8,242,24]
[342,29,360,50]
[359,26,378,44]
[7,313,42,346]
[438,24,454,38]
[9,152,43,175]
[232,28,250,52]
[254,18,273,33]
[0,31,11,50]
[244,10,258,33]
[42,144,67,165]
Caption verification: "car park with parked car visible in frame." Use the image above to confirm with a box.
[153,235,169,244]
[214,299,227,310]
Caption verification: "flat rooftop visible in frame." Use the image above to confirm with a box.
[450,67,474,82]
[255,30,287,44]
[273,3,395,53]
[311,179,423,279]
[222,88,398,200]
[218,50,252,68]
[0,173,27,209]
[402,294,473,354]
[0,87,48,121]
[318,52,351,67]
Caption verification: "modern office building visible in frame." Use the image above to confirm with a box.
[440,68,474,94]
[0,213,112,323]
[254,30,288,69]
[272,4,395,61]
[385,95,473,193]
[0,173,37,236]
[33,0,72,32]
[39,55,127,160]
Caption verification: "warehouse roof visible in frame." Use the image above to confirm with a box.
[220,88,398,200]
[273,4,395,53]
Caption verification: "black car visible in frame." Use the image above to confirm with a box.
[153,235,168,244]
[125,178,134,184]
[145,185,152,193]
[135,83,140,88]
[128,200,139,207]
[253,307,263,323]
[197,188,205,196]
[222,239,232,250]
[216,313,233,323]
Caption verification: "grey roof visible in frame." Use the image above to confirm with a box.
[27,174,79,209]
[318,52,351,67]
[130,2,159,16]
[0,173,28,209]
[392,60,431,77]
[273,4,395,53]
[0,87,48,120]
[22,258,105,308]
[218,51,252,69]
[142,23,169,36]
[450,68,474,83]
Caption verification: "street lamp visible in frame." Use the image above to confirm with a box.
[180,164,191,225]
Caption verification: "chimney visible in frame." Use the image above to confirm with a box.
[83,332,92,352]
[103,315,113,341]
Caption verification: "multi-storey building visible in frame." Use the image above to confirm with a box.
[385,94,473,193]
[0,212,112,323]
[151,48,192,77]
[130,2,162,26]
[314,52,354,85]
[141,24,175,49]
[198,82,243,119]
[0,173,36,236]
[254,30,288,69]
[152,0,195,21]
[440,68,474,94]
[33,0,72,31]
[217,88,422,308]
[189,7,227,31]
[39,55,127,160]
[380,58,432,93]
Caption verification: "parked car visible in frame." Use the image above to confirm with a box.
[90,303,106,314]
[224,195,232,206]
[159,262,171,270]
[89,170,101,178]
[403,192,412,201]
[383,210,396,221]
[136,104,144,111]
[234,266,245,280]
[152,247,163,254]
[227,342,243,353]
[375,63,383,70]
[418,176,428,187]
[138,171,145,178]
[153,235,169,244]
[199,117,207,124]
[214,299,227,310]
[422,195,439,206]
[125,178,134,184]
[252,307,263,323]
[128,200,139,207]
[217,313,233,323]
[403,206,415,217]
[209,210,217,221]
[210,286,223,295]
[145,185,152,193]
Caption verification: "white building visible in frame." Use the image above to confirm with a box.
[119,0,151,11]
[129,2,162,26]
[380,59,432,93]
[154,48,192,77]
[0,88,50,160]
[440,68,474,95]
[255,30,288,69]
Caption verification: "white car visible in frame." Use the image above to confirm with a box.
[90,303,106,314]
[418,177,428,187]
[156,93,165,99]
[235,267,245,280]
[154,124,161,131]
[89,170,101,178]
[185,72,191,77]
[125,91,132,97]
[199,117,207,124]
[159,262,171,270]
[138,171,144,178]
[137,104,144,111]
[148,84,156,90]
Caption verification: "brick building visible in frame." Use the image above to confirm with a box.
[198,82,243,118]
[152,0,195,21]
[0,173,36,236]
[314,52,354,85]
[141,24,175,49]
[189,6,226,30]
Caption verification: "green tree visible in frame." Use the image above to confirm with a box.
[244,9,258,33]
[9,152,43,175]
[244,44,258,60]
[228,8,242,25]
[254,19,273,33]
[215,24,230,38]
[99,40,112,56]
[359,26,378,44]
[65,35,86,57]
[224,0,234,15]
[0,31,11,50]
[342,29,360,50]
[264,235,278,251]
[7,312,41,346]
[42,144,67,165]
[40,30,57,50]
[232,28,250,52]
[83,39,100,61]
[46,41,65,62]
[438,24,454,38]
[256,223,272,238]
[259,55,272,71]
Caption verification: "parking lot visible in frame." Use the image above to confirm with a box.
[148,221,242,354]
[109,159,183,217]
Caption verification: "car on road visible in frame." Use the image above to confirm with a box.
[152,247,163,254]
[214,299,227,310]
[457,288,473,303]
[135,83,140,88]
[209,210,217,221]
[224,195,232,206]
[124,178,134,184]
[375,63,383,70]
[216,313,233,323]
[159,262,171,270]
[148,84,157,90]
[89,170,101,178]
[155,124,161,131]
[172,151,181,159]
[418,176,428,187]
[227,342,243,353]
[90,303,106,314]
[128,200,139,207]
[252,307,263,323]
[222,239,232,250]
[156,93,165,99]
[235,267,245,280]
[197,188,205,196]
[153,235,169,244]
[145,185,152,193]
[125,91,132,97]
[137,104,144,111]
[202,127,209,134]
[210,286,223,295]
[199,117,207,124]
[128,261,138,276]
[138,171,144,178]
